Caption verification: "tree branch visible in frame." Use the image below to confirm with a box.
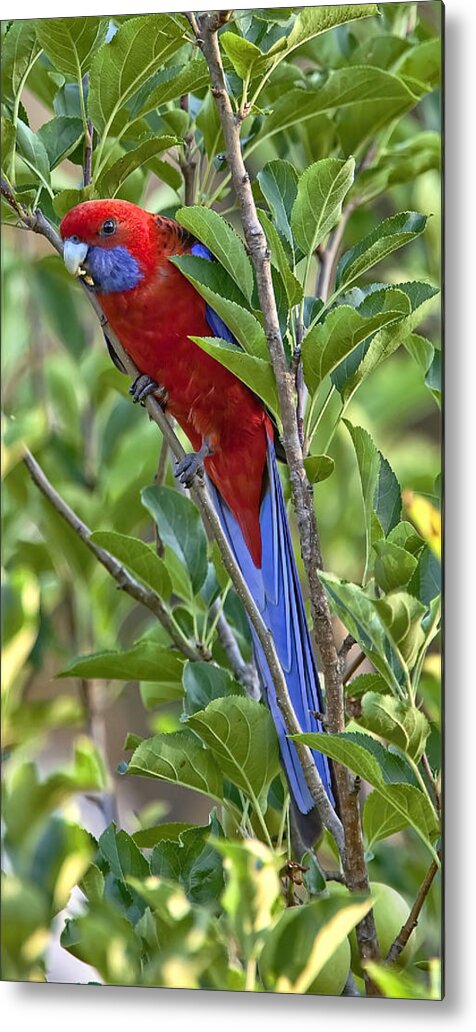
[209,598,260,699]
[385,854,440,965]
[22,447,206,663]
[195,11,380,990]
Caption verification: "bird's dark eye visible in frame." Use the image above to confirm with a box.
[100,218,117,237]
[70,234,80,244]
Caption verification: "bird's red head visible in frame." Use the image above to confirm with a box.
[60,199,157,293]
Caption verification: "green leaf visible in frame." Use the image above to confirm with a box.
[150,821,224,906]
[363,790,410,847]
[58,642,184,687]
[1,21,40,105]
[52,185,98,220]
[425,348,441,405]
[257,160,298,249]
[373,454,402,535]
[186,696,281,809]
[132,822,197,848]
[221,32,278,80]
[408,545,441,605]
[213,839,282,958]
[37,116,84,169]
[387,521,425,556]
[351,132,440,206]
[183,661,244,717]
[89,530,172,599]
[291,157,355,256]
[337,212,428,290]
[128,729,224,804]
[96,135,177,196]
[302,289,410,392]
[170,254,268,359]
[396,38,441,92]
[98,823,150,882]
[189,337,279,418]
[1,117,15,173]
[318,572,399,692]
[141,485,208,595]
[252,68,418,152]
[282,5,379,56]
[373,591,427,669]
[37,17,108,79]
[344,673,389,698]
[359,692,430,760]
[175,206,254,303]
[344,421,380,576]
[140,681,184,709]
[129,58,209,122]
[61,900,142,985]
[291,731,439,858]
[339,281,439,402]
[88,14,186,135]
[364,961,442,1001]
[16,119,51,192]
[303,454,335,484]
[257,210,303,306]
[404,332,435,377]
[373,541,418,593]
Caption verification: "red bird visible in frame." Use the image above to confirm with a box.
[60,199,333,843]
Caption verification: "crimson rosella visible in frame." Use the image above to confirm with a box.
[60,198,334,844]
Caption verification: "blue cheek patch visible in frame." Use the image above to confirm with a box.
[88,245,143,293]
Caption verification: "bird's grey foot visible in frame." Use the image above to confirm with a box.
[175,440,212,487]
[129,374,168,407]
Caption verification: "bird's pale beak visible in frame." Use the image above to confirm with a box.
[63,238,90,277]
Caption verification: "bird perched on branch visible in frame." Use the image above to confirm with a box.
[60,198,334,846]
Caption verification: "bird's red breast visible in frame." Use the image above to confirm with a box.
[60,200,270,565]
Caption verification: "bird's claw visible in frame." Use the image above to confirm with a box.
[129,374,168,407]
[174,440,212,488]
[174,451,205,488]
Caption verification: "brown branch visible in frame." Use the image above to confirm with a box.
[338,633,356,661]
[209,598,260,699]
[179,93,199,206]
[343,648,367,685]
[4,192,343,851]
[82,74,93,187]
[22,447,206,664]
[385,854,440,965]
[195,11,381,992]
[317,202,355,302]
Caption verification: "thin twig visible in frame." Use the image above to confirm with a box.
[209,598,260,699]
[338,633,356,662]
[82,74,93,188]
[385,854,440,965]
[343,649,367,685]
[22,447,206,663]
[179,93,199,206]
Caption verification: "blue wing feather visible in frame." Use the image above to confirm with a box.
[190,242,237,344]
[190,240,334,814]
[208,439,334,814]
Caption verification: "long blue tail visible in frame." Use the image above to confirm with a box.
[208,437,334,820]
